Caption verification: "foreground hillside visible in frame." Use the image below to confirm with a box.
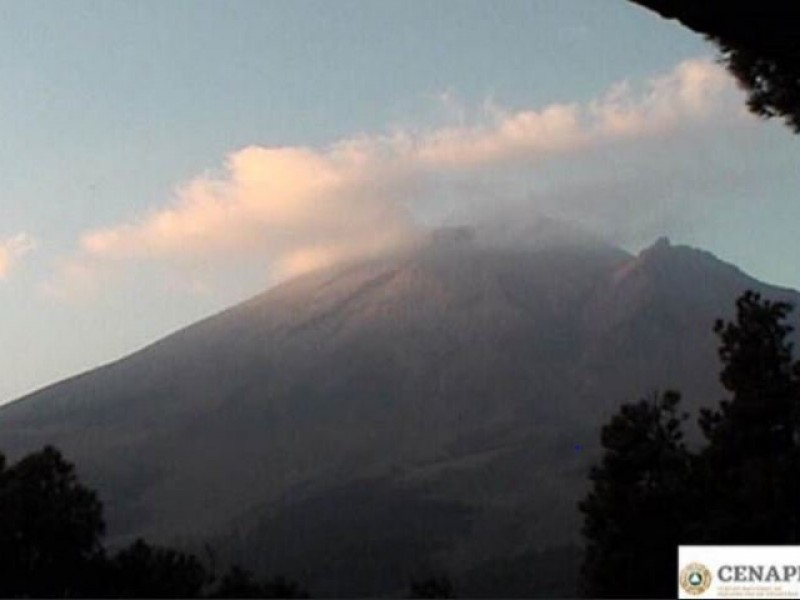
[0,227,795,596]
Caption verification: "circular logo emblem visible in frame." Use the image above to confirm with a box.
[680,562,713,595]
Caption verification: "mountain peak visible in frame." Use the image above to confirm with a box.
[639,236,672,258]
[0,228,796,597]
[458,215,621,253]
[651,235,671,250]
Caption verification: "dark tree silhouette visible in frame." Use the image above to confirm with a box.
[0,445,106,598]
[105,538,210,598]
[211,565,309,599]
[0,445,308,598]
[409,575,455,599]
[697,290,800,543]
[581,290,800,597]
[629,1,800,132]
[579,391,691,598]
[210,566,265,599]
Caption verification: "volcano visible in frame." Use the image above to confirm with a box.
[0,225,795,596]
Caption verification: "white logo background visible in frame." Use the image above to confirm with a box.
[679,546,800,599]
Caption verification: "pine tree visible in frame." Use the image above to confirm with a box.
[580,290,800,597]
[0,446,106,597]
[697,290,800,542]
[579,391,690,598]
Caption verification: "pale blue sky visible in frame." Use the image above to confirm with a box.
[0,0,798,403]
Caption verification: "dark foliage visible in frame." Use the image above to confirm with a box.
[211,565,309,598]
[629,1,800,132]
[0,445,106,597]
[409,575,455,598]
[697,291,800,543]
[581,290,800,597]
[0,446,307,598]
[579,391,690,598]
[104,538,209,598]
[721,41,800,133]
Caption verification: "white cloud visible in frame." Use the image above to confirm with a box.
[49,57,750,298]
[0,234,37,281]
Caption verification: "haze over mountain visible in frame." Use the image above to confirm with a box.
[0,221,796,596]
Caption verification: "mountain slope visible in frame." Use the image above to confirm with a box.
[0,229,796,596]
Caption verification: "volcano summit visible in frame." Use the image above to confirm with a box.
[0,225,795,596]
